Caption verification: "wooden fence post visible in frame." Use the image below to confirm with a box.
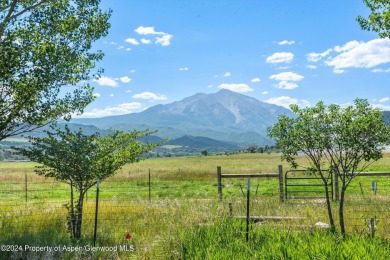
[278,165,284,202]
[217,166,222,200]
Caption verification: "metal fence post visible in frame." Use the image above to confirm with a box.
[369,218,375,238]
[246,178,251,242]
[278,165,284,202]
[148,168,151,202]
[25,173,27,202]
[93,179,100,247]
[229,203,233,217]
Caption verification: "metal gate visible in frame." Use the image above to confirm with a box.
[285,170,333,200]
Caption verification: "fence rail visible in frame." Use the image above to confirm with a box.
[217,165,284,201]
[218,166,390,202]
[285,169,333,200]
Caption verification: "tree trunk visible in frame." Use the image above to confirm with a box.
[70,183,76,238]
[74,192,85,239]
[339,187,346,237]
[324,180,336,232]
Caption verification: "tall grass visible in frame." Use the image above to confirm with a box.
[0,153,390,258]
[180,217,390,259]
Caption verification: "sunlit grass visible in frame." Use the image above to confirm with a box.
[180,217,390,259]
[0,152,390,258]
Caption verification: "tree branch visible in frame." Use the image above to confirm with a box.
[1,0,18,23]
[0,0,18,36]
[0,0,52,36]
[7,0,52,22]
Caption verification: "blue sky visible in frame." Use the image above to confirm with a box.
[78,0,390,118]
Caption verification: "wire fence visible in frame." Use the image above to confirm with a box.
[1,170,390,258]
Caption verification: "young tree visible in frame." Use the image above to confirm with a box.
[17,125,162,239]
[246,145,258,153]
[357,0,390,38]
[268,99,390,236]
[0,1,111,141]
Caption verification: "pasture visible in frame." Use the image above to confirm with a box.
[1,153,390,259]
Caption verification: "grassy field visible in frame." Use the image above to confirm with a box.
[0,152,390,259]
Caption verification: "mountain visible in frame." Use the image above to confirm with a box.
[167,135,240,150]
[22,123,112,138]
[72,89,295,146]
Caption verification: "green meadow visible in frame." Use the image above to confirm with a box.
[1,153,390,259]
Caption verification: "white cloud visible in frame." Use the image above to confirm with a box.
[179,67,189,71]
[135,26,164,35]
[379,97,390,103]
[265,96,310,109]
[334,40,360,52]
[265,96,297,108]
[371,68,390,73]
[125,48,132,51]
[133,26,173,46]
[120,76,132,83]
[155,34,173,46]
[110,94,114,97]
[269,72,303,90]
[132,92,167,101]
[372,103,390,111]
[93,93,101,97]
[104,41,117,46]
[266,52,294,63]
[333,69,345,74]
[269,72,304,81]
[130,70,136,73]
[339,102,353,108]
[300,99,311,107]
[125,38,139,45]
[140,38,152,44]
[208,85,213,88]
[218,83,253,93]
[251,78,261,82]
[93,76,118,87]
[273,81,298,90]
[77,103,143,118]
[278,40,295,45]
[126,90,132,93]
[306,65,317,69]
[214,72,231,78]
[307,48,332,62]
[261,91,268,95]
[325,39,390,69]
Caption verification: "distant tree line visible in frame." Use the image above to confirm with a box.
[245,144,280,154]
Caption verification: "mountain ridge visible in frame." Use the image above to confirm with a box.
[71,89,296,146]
